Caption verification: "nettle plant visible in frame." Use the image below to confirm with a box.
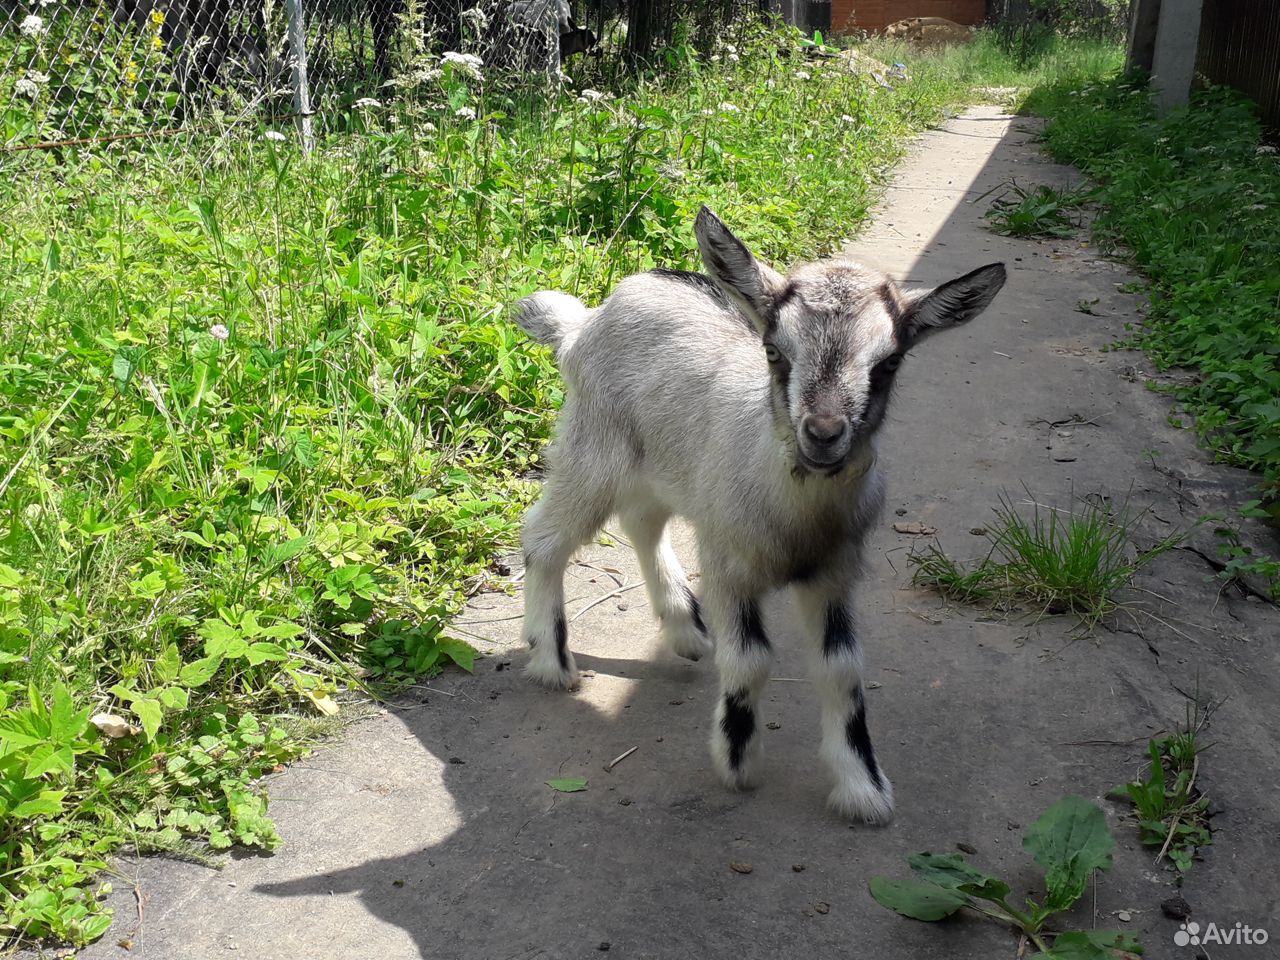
[870,796,1142,959]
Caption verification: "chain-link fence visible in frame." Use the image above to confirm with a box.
[1,0,760,156]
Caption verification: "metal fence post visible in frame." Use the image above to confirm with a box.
[285,0,315,153]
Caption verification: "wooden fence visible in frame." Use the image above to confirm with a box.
[1196,0,1280,127]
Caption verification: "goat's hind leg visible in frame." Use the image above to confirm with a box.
[520,472,612,690]
[618,503,712,662]
[795,579,894,824]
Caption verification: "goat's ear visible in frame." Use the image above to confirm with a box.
[897,263,1006,344]
[695,206,786,331]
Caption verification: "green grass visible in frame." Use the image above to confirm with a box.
[910,492,1184,625]
[0,26,1124,947]
[1022,75,1280,594]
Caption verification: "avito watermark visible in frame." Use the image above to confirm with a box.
[1175,921,1269,948]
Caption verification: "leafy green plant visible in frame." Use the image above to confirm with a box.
[985,181,1090,238]
[1110,702,1214,877]
[870,796,1139,959]
[910,492,1184,625]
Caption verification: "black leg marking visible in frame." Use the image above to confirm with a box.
[682,585,708,636]
[554,614,569,672]
[844,687,884,790]
[822,604,858,658]
[738,599,770,652]
[721,689,755,770]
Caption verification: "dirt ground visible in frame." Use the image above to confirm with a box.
[55,106,1280,960]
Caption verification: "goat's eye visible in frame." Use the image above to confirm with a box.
[764,343,784,364]
[879,354,903,373]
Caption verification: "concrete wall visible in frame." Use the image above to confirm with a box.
[830,0,987,34]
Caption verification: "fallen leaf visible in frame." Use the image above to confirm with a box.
[730,861,754,874]
[546,777,588,793]
[305,691,340,716]
[815,901,830,914]
[893,522,937,536]
[91,712,139,738]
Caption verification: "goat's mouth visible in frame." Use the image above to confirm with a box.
[796,446,850,476]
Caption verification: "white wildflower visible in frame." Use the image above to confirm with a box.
[719,102,739,113]
[1246,203,1267,211]
[15,77,38,98]
[578,88,606,103]
[700,107,715,116]
[442,51,483,80]
[455,105,476,121]
[20,14,45,37]
[728,53,740,63]
[209,324,230,342]
[422,121,437,133]
[805,153,814,160]
[796,70,810,81]
[765,78,776,90]
[725,44,737,54]
[1257,145,1277,155]
[26,70,49,85]
[263,130,287,142]
[840,114,857,124]
[710,54,720,62]
[354,97,381,109]
[460,6,489,29]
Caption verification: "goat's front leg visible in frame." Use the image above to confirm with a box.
[794,578,894,824]
[703,580,773,789]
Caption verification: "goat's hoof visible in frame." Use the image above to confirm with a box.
[828,779,895,825]
[663,621,713,662]
[523,652,580,691]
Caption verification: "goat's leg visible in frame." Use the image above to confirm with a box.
[520,475,612,690]
[794,580,894,824]
[618,504,712,662]
[704,582,773,789]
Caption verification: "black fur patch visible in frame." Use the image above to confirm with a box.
[554,614,569,672]
[762,283,800,337]
[649,268,745,327]
[721,689,755,770]
[738,599,770,651]
[822,604,858,658]
[844,687,884,790]
[683,585,708,636]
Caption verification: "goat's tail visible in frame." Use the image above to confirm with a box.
[511,291,591,356]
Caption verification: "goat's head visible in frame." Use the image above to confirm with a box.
[695,206,1006,476]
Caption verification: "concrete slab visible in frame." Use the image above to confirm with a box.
[57,107,1280,960]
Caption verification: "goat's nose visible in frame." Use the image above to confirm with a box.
[803,414,848,444]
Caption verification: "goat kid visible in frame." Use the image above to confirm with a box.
[512,207,1006,823]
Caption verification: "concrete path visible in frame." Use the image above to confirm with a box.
[65,107,1279,960]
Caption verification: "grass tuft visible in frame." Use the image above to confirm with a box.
[910,492,1184,625]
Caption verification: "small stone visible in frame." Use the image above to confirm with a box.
[393,879,405,888]
[448,756,465,765]
[581,669,596,678]
[618,798,632,806]
[766,721,781,730]
[866,680,882,689]
[894,507,908,516]
[496,562,512,576]
[1161,895,1191,920]
[730,861,754,874]
[597,943,611,952]
[969,527,987,536]
[814,901,830,914]
[669,699,684,706]
[956,842,977,855]
[617,602,629,611]
[792,864,806,872]
[1117,910,1131,922]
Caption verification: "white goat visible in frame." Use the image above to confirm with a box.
[512,207,1006,822]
